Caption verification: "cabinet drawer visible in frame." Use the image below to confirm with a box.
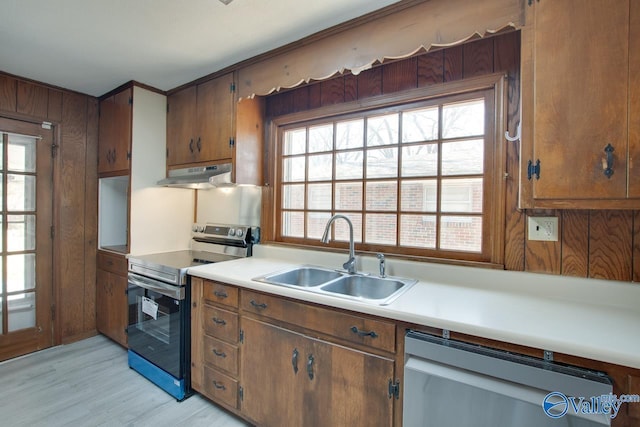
[203,366,238,409]
[241,290,396,353]
[203,335,238,376]
[97,251,127,276]
[203,305,238,343]
[203,281,238,308]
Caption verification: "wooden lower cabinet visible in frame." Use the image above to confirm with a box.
[96,251,128,347]
[241,317,395,427]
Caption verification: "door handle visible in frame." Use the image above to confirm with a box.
[292,348,299,374]
[189,138,194,153]
[196,137,202,152]
[307,354,314,380]
[603,143,614,178]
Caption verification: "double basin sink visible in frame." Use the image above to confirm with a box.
[253,265,417,305]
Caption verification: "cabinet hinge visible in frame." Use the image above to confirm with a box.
[388,379,400,400]
[127,151,131,160]
[239,329,244,343]
[229,137,235,147]
[230,82,236,93]
[527,159,540,180]
[128,97,133,105]
[50,226,55,239]
[239,386,244,401]
[51,143,59,158]
[51,304,56,321]
[166,103,169,113]
[527,0,539,5]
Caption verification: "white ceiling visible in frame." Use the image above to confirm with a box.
[0,0,401,97]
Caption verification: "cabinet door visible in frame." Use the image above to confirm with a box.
[166,85,197,167]
[629,1,640,197]
[98,88,132,174]
[96,269,128,347]
[98,95,116,174]
[241,318,307,426]
[196,73,234,162]
[526,0,629,201]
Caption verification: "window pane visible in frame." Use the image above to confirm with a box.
[440,216,482,252]
[308,183,332,210]
[8,134,36,173]
[367,113,399,146]
[442,99,484,139]
[308,154,332,181]
[365,214,396,245]
[366,147,398,178]
[400,215,436,248]
[401,144,438,177]
[334,213,362,243]
[366,181,397,211]
[284,128,306,155]
[336,119,364,150]
[335,182,362,211]
[8,214,36,252]
[7,253,36,293]
[282,211,304,238]
[282,184,305,210]
[8,174,36,211]
[402,106,438,142]
[336,151,363,180]
[308,124,333,153]
[283,157,305,182]
[442,139,484,176]
[441,178,483,213]
[307,212,332,239]
[401,180,437,212]
[8,292,35,332]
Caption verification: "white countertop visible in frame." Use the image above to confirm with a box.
[188,244,640,370]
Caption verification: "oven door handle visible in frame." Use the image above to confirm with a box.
[128,273,185,300]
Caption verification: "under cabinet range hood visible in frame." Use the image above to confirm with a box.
[157,163,232,189]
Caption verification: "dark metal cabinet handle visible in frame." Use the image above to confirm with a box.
[307,354,314,380]
[603,143,614,178]
[213,290,228,299]
[196,137,202,152]
[212,317,227,326]
[212,381,226,390]
[351,326,378,339]
[189,138,194,153]
[212,349,226,358]
[250,300,267,310]
[292,348,299,374]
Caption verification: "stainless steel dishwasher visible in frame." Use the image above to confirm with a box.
[403,330,614,427]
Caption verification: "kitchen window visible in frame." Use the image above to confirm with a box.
[271,76,506,264]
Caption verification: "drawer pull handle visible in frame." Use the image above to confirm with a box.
[351,326,378,339]
[250,300,267,310]
[212,349,227,358]
[189,138,194,153]
[603,143,615,178]
[212,317,227,326]
[213,290,228,299]
[292,348,299,374]
[307,354,314,380]
[212,380,226,390]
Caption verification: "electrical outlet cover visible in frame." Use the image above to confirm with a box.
[527,216,559,241]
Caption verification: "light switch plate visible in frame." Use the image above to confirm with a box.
[527,216,559,241]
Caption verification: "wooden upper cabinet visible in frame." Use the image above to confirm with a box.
[98,87,132,175]
[521,0,638,208]
[166,72,234,167]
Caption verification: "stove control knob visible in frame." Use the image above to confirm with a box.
[228,228,236,236]
[198,225,206,233]
[236,229,244,237]
[192,225,199,232]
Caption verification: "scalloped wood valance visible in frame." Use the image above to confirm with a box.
[237,0,523,99]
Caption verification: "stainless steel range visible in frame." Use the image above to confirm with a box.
[126,223,258,400]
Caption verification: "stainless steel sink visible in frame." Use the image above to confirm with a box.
[253,265,417,305]
[319,275,410,302]
[254,266,344,287]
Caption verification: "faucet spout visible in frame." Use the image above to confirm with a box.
[321,214,356,274]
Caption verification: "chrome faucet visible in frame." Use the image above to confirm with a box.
[377,253,386,278]
[321,214,356,274]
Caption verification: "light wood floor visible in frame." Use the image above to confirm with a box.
[0,335,250,427]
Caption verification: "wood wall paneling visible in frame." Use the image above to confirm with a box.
[588,211,633,281]
[463,38,495,78]
[443,45,464,82]
[356,67,382,99]
[48,89,63,122]
[417,50,444,87]
[58,91,90,342]
[320,77,345,107]
[382,57,417,94]
[560,210,589,277]
[344,74,358,102]
[0,75,17,112]
[16,81,48,118]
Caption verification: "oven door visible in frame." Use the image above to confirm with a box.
[127,272,188,379]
